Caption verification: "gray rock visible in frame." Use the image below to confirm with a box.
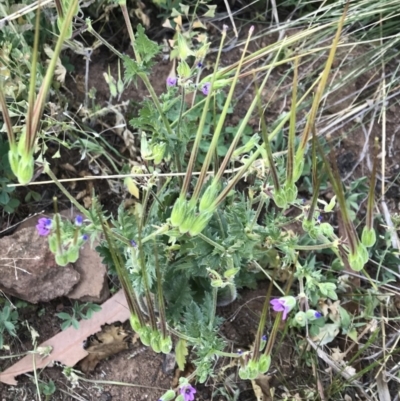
[0,210,110,304]
[0,227,80,303]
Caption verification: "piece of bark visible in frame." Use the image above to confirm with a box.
[0,290,129,385]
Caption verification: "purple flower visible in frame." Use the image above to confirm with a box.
[314,311,322,318]
[166,76,177,87]
[75,215,83,226]
[82,234,89,241]
[197,62,203,68]
[130,240,137,247]
[262,334,267,341]
[180,384,196,401]
[201,82,211,96]
[270,296,296,320]
[36,218,52,236]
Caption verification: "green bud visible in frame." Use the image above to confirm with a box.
[150,330,161,353]
[139,326,151,346]
[247,359,259,380]
[117,77,124,95]
[305,309,321,321]
[210,279,224,288]
[55,252,69,267]
[66,245,79,263]
[294,311,307,327]
[273,189,287,209]
[361,226,376,248]
[188,211,213,236]
[348,251,365,272]
[224,268,240,279]
[17,128,28,157]
[284,182,298,204]
[358,242,369,264]
[320,222,334,238]
[258,354,271,374]
[170,197,187,227]
[109,80,117,98]
[158,390,176,401]
[16,154,34,185]
[130,314,142,332]
[177,60,191,79]
[160,336,173,354]
[238,366,249,380]
[179,208,197,235]
[199,184,219,212]
[175,395,185,401]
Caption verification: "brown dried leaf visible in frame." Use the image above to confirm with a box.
[0,290,130,385]
[80,324,130,373]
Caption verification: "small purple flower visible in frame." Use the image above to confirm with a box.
[82,234,89,241]
[270,296,296,320]
[197,62,203,68]
[237,349,243,355]
[166,76,177,87]
[36,218,52,236]
[314,311,322,318]
[75,215,83,226]
[262,334,267,341]
[130,240,137,247]
[201,82,211,96]
[317,215,323,223]
[180,384,196,401]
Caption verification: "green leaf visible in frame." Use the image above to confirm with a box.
[56,312,72,320]
[175,338,188,370]
[71,318,80,330]
[0,191,10,205]
[134,24,160,64]
[61,320,71,331]
[338,306,351,329]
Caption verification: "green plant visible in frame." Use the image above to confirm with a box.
[56,302,102,330]
[38,379,56,401]
[0,301,18,349]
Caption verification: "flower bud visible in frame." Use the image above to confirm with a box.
[55,252,69,267]
[170,197,187,227]
[199,184,219,212]
[188,211,213,236]
[139,326,151,346]
[284,182,298,204]
[294,311,307,327]
[247,359,259,380]
[324,195,336,212]
[238,366,249,380]
[17,154,34,185]
[179,208,197,234]
[177,60,191,79]
[320,222,334,238]
[130,314,142,332]
[160,335,173,354]
[150,330,161,353]
[305,309,322,321]
[273,190,287,209]
[258,354,271,374]
[361,226,376,248]
[66,245,79,263]
[348,251,365,272]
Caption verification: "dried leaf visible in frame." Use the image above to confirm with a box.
[80,324,132,373]
[43,45,66,83]
[0,290,130,385]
